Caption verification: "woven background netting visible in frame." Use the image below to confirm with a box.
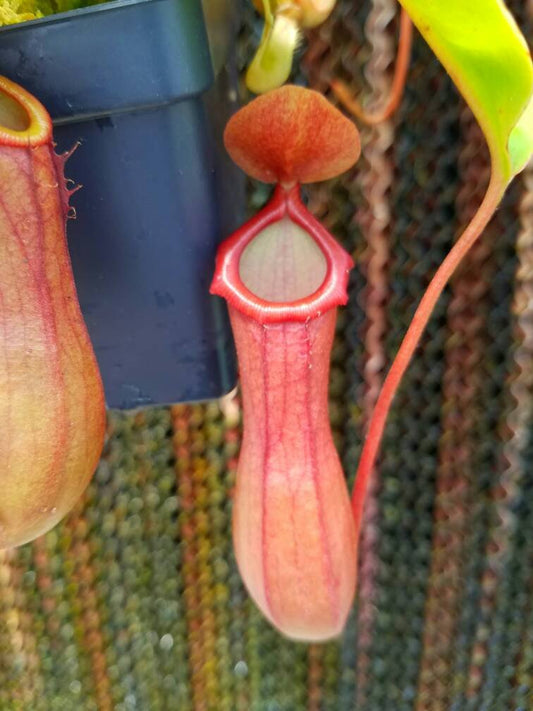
[1,0,533,708]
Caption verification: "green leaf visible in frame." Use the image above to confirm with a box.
[398,0,533,183]
[508,94,533,175]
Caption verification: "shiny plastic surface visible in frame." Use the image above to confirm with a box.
[0,0,240,408]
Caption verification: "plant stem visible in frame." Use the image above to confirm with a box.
[262,0,274,28]
[331,9,413,125]
[351,173,505,534]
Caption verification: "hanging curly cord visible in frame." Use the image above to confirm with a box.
[331,9,413,125]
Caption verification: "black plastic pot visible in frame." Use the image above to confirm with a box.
[0,0,242,409]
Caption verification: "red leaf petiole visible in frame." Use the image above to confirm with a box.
[351,173,504,533]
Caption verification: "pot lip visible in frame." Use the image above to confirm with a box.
[210,184,353,324]
[0,0,214,125]
[0,0,165,31]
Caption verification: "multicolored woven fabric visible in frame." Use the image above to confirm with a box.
[1,0,533,708]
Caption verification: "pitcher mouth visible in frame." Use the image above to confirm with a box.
[0,75,52,147]
[210,184,353,325]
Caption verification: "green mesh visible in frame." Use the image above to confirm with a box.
[1,0,533,708]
